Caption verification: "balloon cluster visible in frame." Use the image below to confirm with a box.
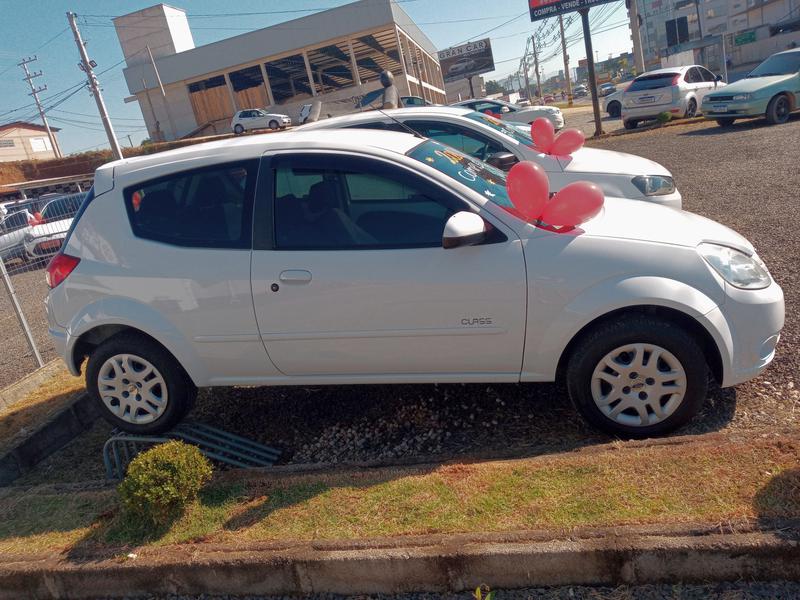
[531,117,585,156]
[505,161,604,232]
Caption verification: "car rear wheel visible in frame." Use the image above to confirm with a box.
[685,98,698,118]
[766,94,791,125]
[87,333,196,434]
[566,315,708,438]
[623,119,638,130]
[607,101,621,118]
[716,118,736,127]
[269,119,279,130]
[233,124,245,135]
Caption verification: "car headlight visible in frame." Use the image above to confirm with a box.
[631,175,676,197]
[732,93,750,102]
[698,243,771,290]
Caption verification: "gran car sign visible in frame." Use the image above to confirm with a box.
[529,0,617,21]
[438,38,495,83]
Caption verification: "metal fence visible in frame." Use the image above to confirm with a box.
[0,192,86,389]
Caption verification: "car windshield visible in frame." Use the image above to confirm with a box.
[747,53,800,77]
[464,111,535,146]
[627,73,678,91]
[407,139,514,210]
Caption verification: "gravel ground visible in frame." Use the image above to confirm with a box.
[103,581,800,599]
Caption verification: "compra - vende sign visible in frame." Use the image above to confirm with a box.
[529,0,617,21]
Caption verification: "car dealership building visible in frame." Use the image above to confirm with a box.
[115,0,447,141]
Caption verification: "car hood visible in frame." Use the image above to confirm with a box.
[713,74,796,95]
[575,197,753,251]
[557,146,672,177]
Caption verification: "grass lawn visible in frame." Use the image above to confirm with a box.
[0,432,798,556]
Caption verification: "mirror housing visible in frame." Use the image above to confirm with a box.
[501,106,511,113]
[486,151,519,171]
[715,74,723,81]
[443,212,486,249]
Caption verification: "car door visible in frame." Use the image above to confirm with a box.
[685,67,708,104]
[250,151,527,379]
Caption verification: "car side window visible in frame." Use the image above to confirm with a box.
[124,161,257,249]
[404,121,505,161]
[699,67,716,82]
[270,155,469,250]
[685,68,702,83]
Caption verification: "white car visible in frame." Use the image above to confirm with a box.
[23,193,85,262]
[0,209,34,264]
[451,98,565,130]
[46,129,783,439]
[300,107,682,208]
[603,83,631,118]
[449,58,477,75]
[231,109,291,134]
[622,65,725,129]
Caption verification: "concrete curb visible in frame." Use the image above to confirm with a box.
[0,527,798,598]
[0,392,98,486]
[0,359,62,411]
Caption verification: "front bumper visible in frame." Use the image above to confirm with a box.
[708,279,785,387]
[702,99,766,119]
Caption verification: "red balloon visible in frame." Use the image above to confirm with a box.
[541,181,604,229]
[531,117,555,154]
[549,128,585,156]
[506,161,550,222]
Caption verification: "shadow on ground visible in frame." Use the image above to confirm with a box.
[680,113,800,136]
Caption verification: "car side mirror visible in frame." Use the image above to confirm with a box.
[442,212,487,249]
[501,106,510,113]
[715,74,723,81]
[486,152,519,171]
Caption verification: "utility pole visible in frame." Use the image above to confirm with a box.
[18,57,62,158]
[579,8,603,137]
[694,0,704,38]
[522,56,534,103]
[628,0,646,75]
[531,35,542,103]
[67,11,123,161]
[558,15,573,106]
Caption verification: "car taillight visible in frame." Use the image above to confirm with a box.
[671,74,681,85]
[46,253,80,289]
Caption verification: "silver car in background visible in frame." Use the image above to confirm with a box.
[622,65,725,129]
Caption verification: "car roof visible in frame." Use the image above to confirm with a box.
[774,47,800,56]
[105,128,425,177]
[635,65,700,77]
[299,106,474,129]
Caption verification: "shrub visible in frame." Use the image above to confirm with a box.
[657,111,672,125]
[118,440,213,526]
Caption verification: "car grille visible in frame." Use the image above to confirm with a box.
[708,96,734,102]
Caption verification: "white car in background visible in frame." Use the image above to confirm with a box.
[0,209,34,264]
[622,65,725,129]
[448,58,477,76]
[46,129,783,439]
[231,109,292,134]
[603,82,631,118]
[24,193,85,262]
[299,107,682,208]
[451,97,565,130]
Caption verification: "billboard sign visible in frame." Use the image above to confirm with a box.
[438,38,495,83]
[529,0,617,22]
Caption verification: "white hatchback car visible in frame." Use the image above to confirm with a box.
[46,130,783,439]
[451,98,565,130]
[622,65,725,129]
[300,107,682,207]
[24,192,85,262]
[231,109,291,134]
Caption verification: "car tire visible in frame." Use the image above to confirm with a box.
[233,124,245,135]
[623,119,638,130]
[685,98,698,118]
[607,101,621,118]
[716,118,736,127]
[766,94,791,125]
[565,315,708,439]
[269,120,279,130]
[86,332,196,434]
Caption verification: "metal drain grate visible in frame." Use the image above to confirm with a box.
[103,421,281,479]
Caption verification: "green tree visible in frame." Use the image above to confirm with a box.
[485,80,507,95]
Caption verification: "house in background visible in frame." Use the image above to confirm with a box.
[0,122,61,162]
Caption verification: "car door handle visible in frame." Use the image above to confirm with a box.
[279,270,312,283]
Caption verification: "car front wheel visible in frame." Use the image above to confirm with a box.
[87,333,195,434]
[566,315,708,438]
[766,94,791,125]
[269,119,279,130]
[233,124,245,135]
[685,98,698,118]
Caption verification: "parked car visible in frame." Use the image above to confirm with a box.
[401,96,431,107]
[451,97,565,129]
[573,84,588,97]
[0,209,34,265]
[604,83,630,118]
[622,65,725,129]
[599,83,617,96]
[300,107,682,208]
[23,192,85,262]
[231,109,291,134]
[702,48,800,127]
[47,129,782,438]
[448,58,477,76]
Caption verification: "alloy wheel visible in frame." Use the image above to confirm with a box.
[97,353,169,425]
[590,343,687,428]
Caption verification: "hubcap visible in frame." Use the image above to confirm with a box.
[590,343,687,428]
[97,354,168,425]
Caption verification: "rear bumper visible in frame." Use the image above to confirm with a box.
[623,101,683,121]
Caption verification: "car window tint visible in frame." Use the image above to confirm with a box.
[627,74,678,91]
[685,68,702,83]
[3,211,28,230]
[272,158,467,250]
[125,162,255,248]
[699,67,716,82]
[405,121,503,160]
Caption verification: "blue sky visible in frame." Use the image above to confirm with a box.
[0,0,631,155]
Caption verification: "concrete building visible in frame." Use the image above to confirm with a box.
[116,0,446,141]
[444,76,485,103]
[635,0,800,77]
[0,122,61,163]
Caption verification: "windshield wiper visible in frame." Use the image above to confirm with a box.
[749,72,781,78]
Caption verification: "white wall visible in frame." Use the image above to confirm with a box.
[0,128,57,162]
